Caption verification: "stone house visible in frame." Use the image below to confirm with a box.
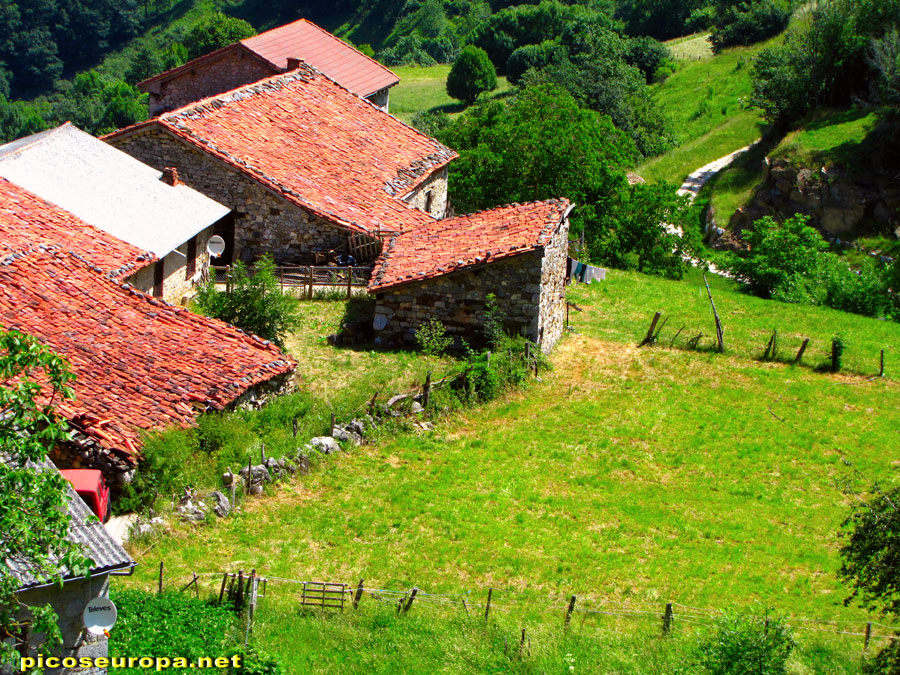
[138,18,399,115]
[369,199,573,353]
[106,65,456,266]
[0,124,231,305]
[8,458,135,675]
[0,187,296,484]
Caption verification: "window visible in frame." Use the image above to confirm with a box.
[153,260,164,297]
[186,236,197,278]
[424,190,434,214]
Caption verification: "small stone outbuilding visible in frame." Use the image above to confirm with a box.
[0,189,296,484]
[107,65,455,266]
[9,458,135,675]
[138,18,399,115]
[0,123,231,305]
[369,199,572,353]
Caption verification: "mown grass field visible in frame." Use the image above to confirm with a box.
[122,270,900,673]
[389,65,512,124]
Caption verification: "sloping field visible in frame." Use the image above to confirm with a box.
[120,270,900,672]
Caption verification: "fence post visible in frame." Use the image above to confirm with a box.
[864,622,872,652]
[353,579,364,609]
[330,413,336,437]
[565,595,577,628]
[484,588,493,621]
[795,338,810,364]
[158,561,164,594]
[308,267,314,300]
[880,350,885,377]
[218,573,229,604]
[423,371,431,409]
[663,603,674,634]
[641,312,662,346]
[347,267,352,299]
[401,587,418,614]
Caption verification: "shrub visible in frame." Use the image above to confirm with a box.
[695,611,795,674]
[831,335,845,372]
[446,45,497,105]
[195,255,301,348]
[378,36,437,67]
[422,36,458,63]
[710,0,792,53]
[183,12,256,60]
[109,590,233,668]
[506,41,567,86]
[415,318,454,356]
[482,293,506,348]
[625,36,673,84]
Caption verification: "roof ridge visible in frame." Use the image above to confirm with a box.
[136,43,261,88]
[0,123,71,161]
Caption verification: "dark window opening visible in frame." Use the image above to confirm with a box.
[186,235,197,278]
[424,190,434,214]
[153,260,164,297]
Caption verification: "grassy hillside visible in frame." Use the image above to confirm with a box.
[121,269,900,672]
[389,65,512,124]
[635,33,772,185]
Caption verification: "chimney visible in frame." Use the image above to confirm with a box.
[286,57,302,71]
[160,167,180,186]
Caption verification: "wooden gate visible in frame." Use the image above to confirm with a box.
[300,582,347,610]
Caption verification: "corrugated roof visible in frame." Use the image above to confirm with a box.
[0,176,153,280]
[369,200,571,292]
[6,457,134,590]
[0,245,295,462]
[0,124,231,258]
[242,19,399,98]
[107,65,455,235]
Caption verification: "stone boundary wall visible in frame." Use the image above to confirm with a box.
[108,129,355,264]
[403,166,449,219]
[145,48,275,116]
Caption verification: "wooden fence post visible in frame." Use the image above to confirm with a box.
[763,330,778,361]
[704,274,725,353]
[236,570,244,608]
[353,579,364,609]
[880,350,885,377]
[347,267,353,299]
[401,587,418,614]
[795,338,810,364]
[484,588,493,621]
[158,561,164,594]
[864,622,872,652]
[565,595,577,628]
[663,603,674,634]
[218,573,229,604]
[307,267,314,300]
[423,372,431,409]
[641,312,662,346]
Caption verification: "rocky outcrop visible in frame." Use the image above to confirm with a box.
[722,158,900,246]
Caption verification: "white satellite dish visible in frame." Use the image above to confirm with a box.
[207,235,226,258]
[82,597,117,635]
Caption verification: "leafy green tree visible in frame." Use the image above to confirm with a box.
[840,485,900,673]
[0,96,49,143]
[615,0,709,41]
[194,255,301,348]
[506,40,567,86]
[183,12,256,61]
[446,45,497,105]
[709,0,792,52]
[726,214,828,298]
[624,35,673,83]
[1,330,90,668]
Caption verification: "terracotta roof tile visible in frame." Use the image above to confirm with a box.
[0,177,153,279]
[0,247,295,463]
[109,65,453,235]
[369,199,571,292]
[242,19,399,98]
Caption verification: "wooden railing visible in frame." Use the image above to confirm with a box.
[211,265,374,297]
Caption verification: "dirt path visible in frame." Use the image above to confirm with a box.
[677,143,755,202]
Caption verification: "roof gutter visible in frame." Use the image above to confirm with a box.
[16,562,137,592]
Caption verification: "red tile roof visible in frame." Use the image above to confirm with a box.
[0,246,295,463]
[242,19,399,98]
[108,65,455,235]
[369,199,571,292]
[0,177,153,280]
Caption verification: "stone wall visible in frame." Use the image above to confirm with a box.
[144,48,275,115]
[125,225,212,305]
[403,167,449,219]
[536,216,570,353]
[367,87,390,112]
[16,576,112,675]
[373,251,545,347]
[108,129,354,264]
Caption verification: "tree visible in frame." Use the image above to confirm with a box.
[840,485,900,673]
[446,45,497,105]
[183,12,256,61]
[194,255,301,348]
[1,330,90,668]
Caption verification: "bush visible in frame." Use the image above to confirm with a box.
[710,0,792,52]
[415,318,454,356]
[482,293,506,348]
[184,13,256,60]
[695,611,795,674]
[422,36,458,63]
[462,334,545,402]
[194,255,301,348]
[446,45,497,105]
[109,590,233,669]
[378,36,437,67]
[625,36,673,84]
[505,41,567,86]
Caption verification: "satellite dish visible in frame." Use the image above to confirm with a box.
[207,235,226,258]
[83,597,117,635]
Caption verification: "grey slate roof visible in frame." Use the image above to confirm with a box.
[0,123,230,259]
[5,458,134,590]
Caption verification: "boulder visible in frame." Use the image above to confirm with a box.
[239,464,272,484]
[204,491,231,518]
[310,436,341,454]
[332,427,363,446]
